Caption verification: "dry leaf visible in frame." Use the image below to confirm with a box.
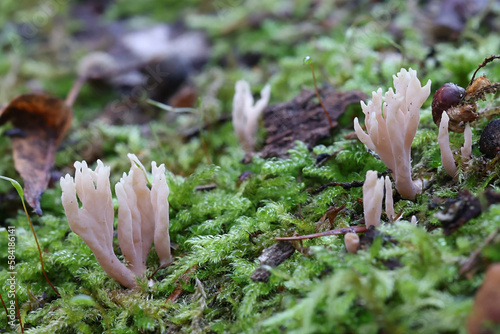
[0,94,73,215]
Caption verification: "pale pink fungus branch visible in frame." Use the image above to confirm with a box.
[354,68,431,200]
[363,171,395,227]
[363,171,385,228]
[61,160,137,289]
[232,80,271,153]
[438,112,458,179]
[61,154,172,289]
[461,122,473,161]
[384,176,395,222]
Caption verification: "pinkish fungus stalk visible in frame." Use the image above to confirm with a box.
[363,171,385,228]
[354,68,431,200]
[60,154,171,289]
[363,171,395,228]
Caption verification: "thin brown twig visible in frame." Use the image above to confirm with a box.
[315,149,342,167]
[469,55,500,87]
[21,200,59,296]
[166,265,197,302]
[309,62,333,129]
[65,76,86,107]
[312,180,364,195]
[311,170,391,194]
[148,257,175,280]
[0,292,7,319]
[14,291,23,333]
[459,228,499,276]
[275,225,367,241]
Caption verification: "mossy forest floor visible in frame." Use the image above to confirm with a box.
[1,1,500,333]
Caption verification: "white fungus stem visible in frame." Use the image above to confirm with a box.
[363,170,385,228]
[461,122,473,161]
[438,112,458,179]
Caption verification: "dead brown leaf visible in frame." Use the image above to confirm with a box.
[0,94,73,215]
[260,88,367,158]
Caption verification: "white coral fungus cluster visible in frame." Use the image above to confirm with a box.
[438,112,473,179]
[232,80,271,153]
[363,171,394,227]
[60,154,171,289]
[354,68,431,200]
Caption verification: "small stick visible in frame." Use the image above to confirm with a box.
[24,205,60,296]
[14,292,23,333]
[459,228,499,276]
[469,55,500,87]
[65,76,86,107]
[311,170,391,194]
[275,225,367,241]
[0,292,7,320]
[312,180,364,194]
[304,56,333,129]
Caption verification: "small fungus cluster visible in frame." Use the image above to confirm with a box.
[60,154,171,289]
[232,80,271,154]
[354,68,431,200]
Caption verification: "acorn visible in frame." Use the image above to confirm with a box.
[432,83,466,124]
[479,119,500,158]
[432,83,477,133]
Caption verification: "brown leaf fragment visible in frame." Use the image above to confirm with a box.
[260,88,367,158]
[250,241,295,282]
[467,263,500,334]
[434,190,481,236]
[0,94,73,215]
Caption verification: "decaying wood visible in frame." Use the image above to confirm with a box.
[250,241,296,282]
[260,88,367,158]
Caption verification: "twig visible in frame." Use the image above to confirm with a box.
[459,228,499,276]
[24,203,60,296]
[148,257,174,280]
[309,63,333,129]
[65,76,86,107]
[315,149,342,167]
[275,225,367,241]
[469,55,500,87]
[0,292,7,320]
[195,184,217,191]
[311,170,391,194]
[304,56,333,129]
[166,265,197,302]
[14,292,23,333]
[147,99,196,113]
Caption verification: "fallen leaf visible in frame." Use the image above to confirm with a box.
[467,263,500,334]
[0,94,73,215]
[261,88,367,158]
